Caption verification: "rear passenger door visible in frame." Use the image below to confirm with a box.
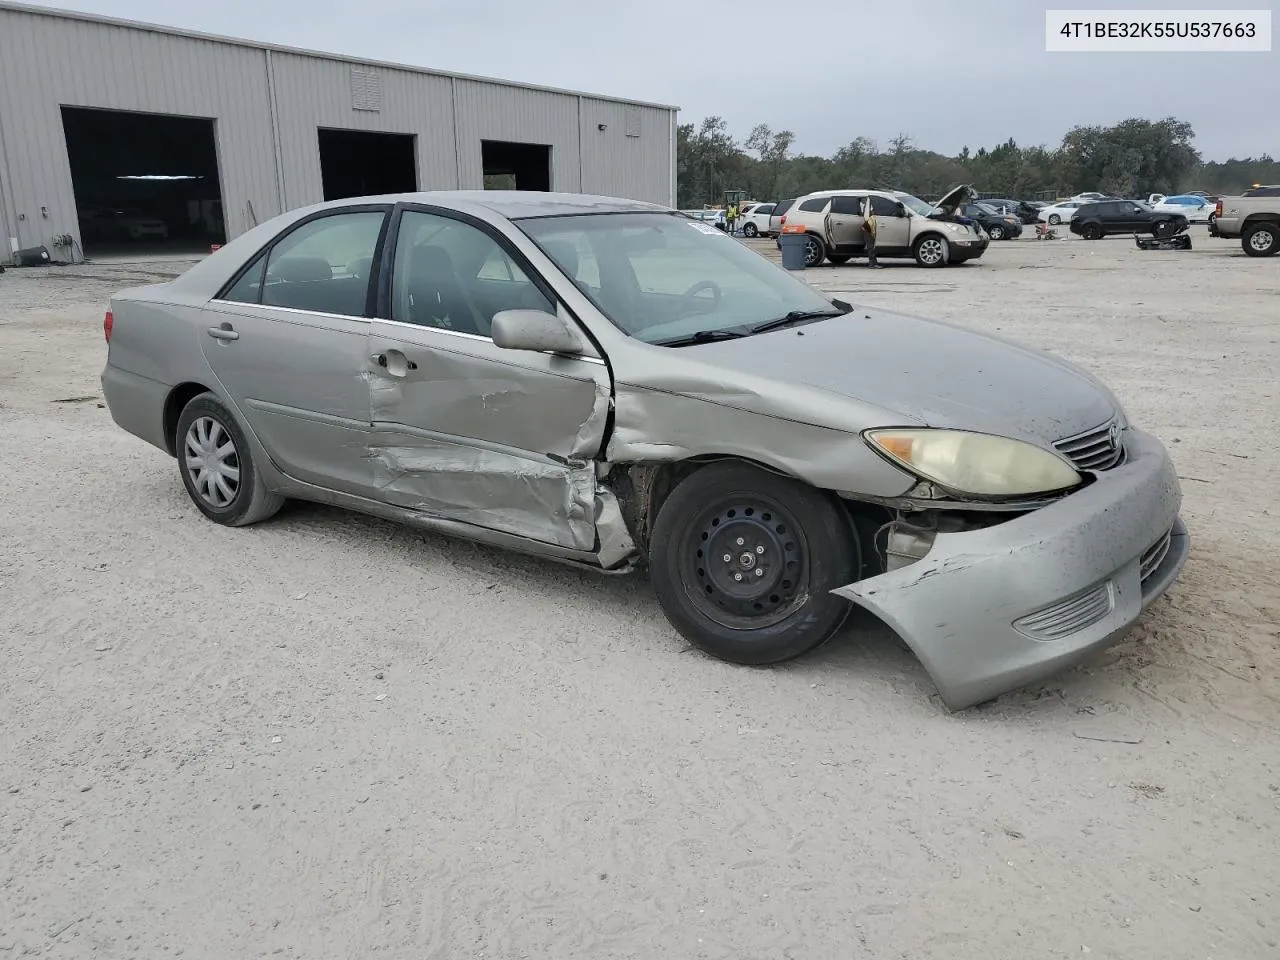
[203,206,390,496]
[824,195,865,251]
[364,205,612,551]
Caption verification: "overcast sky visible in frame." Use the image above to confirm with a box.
[19,0,1279,161]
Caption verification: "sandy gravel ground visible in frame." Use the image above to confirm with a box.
[1,233,1278,959]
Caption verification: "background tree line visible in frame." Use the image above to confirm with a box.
[676,116,1280,207]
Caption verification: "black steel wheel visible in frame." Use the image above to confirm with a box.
[648,462,859,665]
[1082,222,1102,240]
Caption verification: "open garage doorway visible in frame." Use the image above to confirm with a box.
[481,140,551,191]
[318,129,417,201]
[61,106,225,259]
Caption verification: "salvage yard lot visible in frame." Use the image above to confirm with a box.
[2,234,1278,958]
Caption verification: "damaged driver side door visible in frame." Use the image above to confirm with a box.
[365,206,612,552]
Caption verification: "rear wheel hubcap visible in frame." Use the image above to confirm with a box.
[184,416,240,508]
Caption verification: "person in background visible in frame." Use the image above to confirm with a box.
[861,196,882,268]
[726,202,738,235]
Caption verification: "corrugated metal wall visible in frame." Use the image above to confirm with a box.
[452,79,583,192]
[269,52,459,205]
[0,3,676,257]
[578,98,675,204]
[0,6,280,251]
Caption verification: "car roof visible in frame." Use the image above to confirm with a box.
[286,190,670,221]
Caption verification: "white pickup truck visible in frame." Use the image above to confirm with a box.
[1209,187,1280,257]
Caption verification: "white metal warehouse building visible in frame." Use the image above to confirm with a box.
[0,1,678,260]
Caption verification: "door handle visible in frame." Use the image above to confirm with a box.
[372,349,418,376]
[207,324,238,342]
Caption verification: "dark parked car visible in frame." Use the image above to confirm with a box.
[960,202,1023,240]
[980,198,1046,225]
[1069,200,1189,240]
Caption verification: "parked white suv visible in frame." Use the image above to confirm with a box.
[777,185,988,267]
[738,202,775,237]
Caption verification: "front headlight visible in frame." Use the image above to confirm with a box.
[864,428,1082,498]
[945,223,968,234]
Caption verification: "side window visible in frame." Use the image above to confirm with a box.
[260,211,385,316]
[869,195,901,217]
[391,210,554,337]
[829,195,863,215]
[798,196,830,213]
[755,203,775,215]
[222,250,267,304]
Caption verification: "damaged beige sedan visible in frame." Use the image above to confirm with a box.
[101,192,1188,709]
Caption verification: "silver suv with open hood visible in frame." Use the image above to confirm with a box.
[780,184,988,268]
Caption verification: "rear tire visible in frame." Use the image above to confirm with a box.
[1048,214,1062,225]
[1243,222,1280,257]
[648,462,858,665]
[176,392,284,527]
[803,233,827,267]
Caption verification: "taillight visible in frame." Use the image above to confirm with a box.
[1215,200,1223,217]
[104,310,113,342]
[779,214,787,225]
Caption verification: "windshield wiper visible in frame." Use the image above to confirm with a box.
[750,309,845,334]
[652,328,750,347]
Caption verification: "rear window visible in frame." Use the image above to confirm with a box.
[798,197,830,213]
[1243,186,1280,197]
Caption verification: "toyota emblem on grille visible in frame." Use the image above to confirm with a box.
[1108,422,1121,450]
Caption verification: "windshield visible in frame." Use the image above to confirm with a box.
[975,202,1001,215]
[895,193,935,216]
[518,212,841,345]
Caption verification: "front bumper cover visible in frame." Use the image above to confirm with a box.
[832,428,1188,710]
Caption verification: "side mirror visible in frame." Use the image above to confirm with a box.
[490,308,584,355]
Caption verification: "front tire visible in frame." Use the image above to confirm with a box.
[743,222,759,237]
[176,392,284,526]
[1243,222,1280,257]
[648,463,858,665]
[913,234,949,267]
[1082,222,1102,240]
[1048,214,1062,225]
[987,224,1005,240]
